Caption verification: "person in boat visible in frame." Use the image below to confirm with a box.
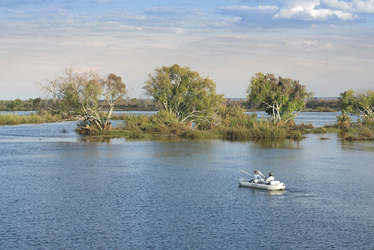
[265,172,275,183]
[252,170,265,183]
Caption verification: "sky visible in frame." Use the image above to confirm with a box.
[1,0,374,100]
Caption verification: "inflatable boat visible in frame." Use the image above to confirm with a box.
[238,178,286,190]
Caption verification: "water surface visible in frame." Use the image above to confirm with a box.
[0,117,373,249]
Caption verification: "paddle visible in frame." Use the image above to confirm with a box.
[258,171,266,179]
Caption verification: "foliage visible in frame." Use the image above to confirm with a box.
[0,113,62,125]
[0,99,39,111]
[339,89,374,124]
[143,64,224,123]
[337,111,352,129]
[305,98,340,112]
[38,68,126,133]
[358,127,373,138]
[214,106,300,140]
[346,127,374,141]
[121,110,190,135]
[247,72,313,123]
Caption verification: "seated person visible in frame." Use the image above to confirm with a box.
[252,170,265,183]
[265,172,275,183]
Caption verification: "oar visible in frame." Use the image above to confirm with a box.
[258,171,265,178]
[240,169,252,176]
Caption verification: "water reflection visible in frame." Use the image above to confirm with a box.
[80,136,114,143]
[251,138,302,149]
[336,131,374,151]
[240,187,286,196]
[340,139,374,151]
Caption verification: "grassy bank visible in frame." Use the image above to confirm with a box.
[0,113,63,125]
[3,108,371,142]
[345,127,374,141]
[102,107,308,140]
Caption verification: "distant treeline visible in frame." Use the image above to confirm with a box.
[0,97,340,112]
[231,98,340,112]
[0,98,41,111]
[304,98,340,112]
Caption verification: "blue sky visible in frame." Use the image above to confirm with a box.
[1,0,374,99]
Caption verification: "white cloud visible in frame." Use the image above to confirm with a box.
[220,5,279,14]
[1,0,374,99]
[321,0,374,13]
[273,3,356,21]
[284,39,336,51]
[219,1,362,29]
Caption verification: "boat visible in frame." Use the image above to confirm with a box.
[238,169,286,190]
[238,178,286,190]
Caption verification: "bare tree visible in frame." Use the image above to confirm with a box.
[38,68,126,134]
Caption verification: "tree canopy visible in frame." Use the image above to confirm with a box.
[39,68,126,133]
[143,64,224,123]
[340,89,374,123]
[247,72,313,123]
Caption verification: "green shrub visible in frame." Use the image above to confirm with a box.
[362,116,374,127]
[358,127,373,138]
[337,111,352,129]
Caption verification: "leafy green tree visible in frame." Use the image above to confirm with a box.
[39,68,126,132]
[247,72,313,123]
[32,98,42,110]
[340,89,374,124]
[7,101,15,110]
[144,64,224,124]
[14,99,22,106]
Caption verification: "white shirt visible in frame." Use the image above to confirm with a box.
[266,176,275,182]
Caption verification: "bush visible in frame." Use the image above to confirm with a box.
[358,127,373,138]
[337,112,352,129]
[122,111,190,135]
[363,116,374,127]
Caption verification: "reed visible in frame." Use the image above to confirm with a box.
[121,110,190,135]
[0,113,62,125]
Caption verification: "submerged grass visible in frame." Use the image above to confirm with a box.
[346,127,374,141]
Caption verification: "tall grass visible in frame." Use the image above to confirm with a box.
[112,106,310,140]
[215,106,296,140]
[0,113,62,125]
[120,110,191,135]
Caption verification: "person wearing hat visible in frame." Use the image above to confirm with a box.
[265,172,275,183]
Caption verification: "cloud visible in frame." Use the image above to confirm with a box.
[320,0,374,13]
[273,3,357,21]
[0,0,117,7]
[219,1,365,29]
[220,5,279,14]
[1,0,374,99]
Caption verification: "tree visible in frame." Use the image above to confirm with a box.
[7,101,15,110]
[33,98,42,110]
[340,89,374,124]
[38,68,126,133]
[14,99,22,106]
[247,72,313,123]
[143,64,224,124]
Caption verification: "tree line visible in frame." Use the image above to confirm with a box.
[1,65,373,138]
[0,98,41,111]
[34,65,314,133]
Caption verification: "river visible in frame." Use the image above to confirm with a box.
[0,113,373,249]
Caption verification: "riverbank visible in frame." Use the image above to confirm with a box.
[2,111,372,141]
[0,113,64,125]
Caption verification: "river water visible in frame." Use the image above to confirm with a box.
[0,113,373,249]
